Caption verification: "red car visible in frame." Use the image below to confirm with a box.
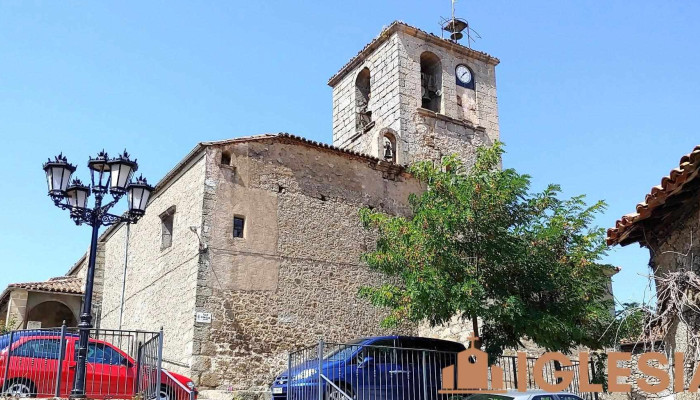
[0,335,196,400]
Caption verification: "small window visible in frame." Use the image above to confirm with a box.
[233,216,245,238]
[221,151,231,166]
[160,207,176,249]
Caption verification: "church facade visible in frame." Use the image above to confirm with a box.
[61,21,500,399]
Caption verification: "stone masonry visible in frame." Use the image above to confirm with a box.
[191,136,421,398]
[330,22,499,167]
[643,201,700,400]
[97,154,206,373]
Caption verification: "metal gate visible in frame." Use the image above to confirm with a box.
[0,324,196,400]
[283,340,599,400]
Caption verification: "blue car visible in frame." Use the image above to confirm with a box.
[271,336,465,400]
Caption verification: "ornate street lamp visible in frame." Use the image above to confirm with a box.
[43,150,153,399]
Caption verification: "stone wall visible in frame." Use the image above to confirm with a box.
[191,139,422,399]
[3,289,28,330]
[646,198,700,400]
[97,154,206,374]
[68,245,104,324]
[395,30,499,167]
[330,25,500,167]
[331,32,401,159]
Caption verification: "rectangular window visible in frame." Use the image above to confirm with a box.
[160,206,176,249]
[233,216,245,238]
[15,339,62,360]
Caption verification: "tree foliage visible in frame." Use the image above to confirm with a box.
[359,142,621,355]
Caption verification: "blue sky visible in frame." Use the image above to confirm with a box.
[1,1,698,308]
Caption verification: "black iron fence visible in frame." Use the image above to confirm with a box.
[280,341,599,400]
[0,325,195,400]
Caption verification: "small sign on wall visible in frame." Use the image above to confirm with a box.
[26,321,42,329]
[195,312,212,324]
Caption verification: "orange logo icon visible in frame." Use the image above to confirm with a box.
[439,337,506,394]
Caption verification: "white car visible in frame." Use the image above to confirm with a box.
[466,390,585,400]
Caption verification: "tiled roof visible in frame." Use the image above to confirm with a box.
[328,20,500,87]
[205,132,408,167]
[8,276,84,295]
[607,145,700,246]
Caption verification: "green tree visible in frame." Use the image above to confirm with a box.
[359,142,621,355]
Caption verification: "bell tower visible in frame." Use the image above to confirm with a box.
[328,21,500,166]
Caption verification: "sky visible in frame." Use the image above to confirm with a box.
[1,1,698,309]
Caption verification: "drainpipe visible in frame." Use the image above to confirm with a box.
[118,223,130,331]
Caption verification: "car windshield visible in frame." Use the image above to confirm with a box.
[323,338,367,362]
[466,395,514,400]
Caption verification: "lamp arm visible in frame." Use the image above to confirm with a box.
[98,194,123,214]
[72,207,98,226]
[101,212,140,226]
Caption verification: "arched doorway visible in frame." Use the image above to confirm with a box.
[26,301,77,328]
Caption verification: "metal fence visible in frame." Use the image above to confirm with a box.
[0,324,195,400]
[282,341,599,400]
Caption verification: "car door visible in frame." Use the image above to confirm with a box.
[97,342,134,397]
[398,338,454,400]
[395,338,425,399]
[81,341,132,398]
[7,337,66,397]
[355,339,407,400]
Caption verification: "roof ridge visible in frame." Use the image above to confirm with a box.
[203,132,409,167]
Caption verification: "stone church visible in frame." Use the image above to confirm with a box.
[3,21,500,398]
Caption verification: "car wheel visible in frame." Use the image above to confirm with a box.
[159,384,175,400]
[325,383,353,400]
[3,379,36,398]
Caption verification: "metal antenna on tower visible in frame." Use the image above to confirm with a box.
[440,0,481,48]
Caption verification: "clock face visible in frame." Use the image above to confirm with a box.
[456,64,472,84]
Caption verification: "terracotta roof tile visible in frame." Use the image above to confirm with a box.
[607,145,700,246]
[8,276,84,295]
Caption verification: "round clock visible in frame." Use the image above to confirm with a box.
[456,64,472,84]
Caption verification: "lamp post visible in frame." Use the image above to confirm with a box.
[43,150,154,399]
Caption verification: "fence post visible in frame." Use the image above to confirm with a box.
[422,350,428,399]
[134,342,143,395]
[317,340,324,400]
[287,351,292,400]
[156,328,164,397]
[2,330,13,393]
[589,358,598,400]
[511,356,518,389]
[55,322,68,397]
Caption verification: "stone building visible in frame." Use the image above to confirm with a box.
[607,145,700,399]
[330,21,499,165]
[0,277,83,329]
[3,21,500,399]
